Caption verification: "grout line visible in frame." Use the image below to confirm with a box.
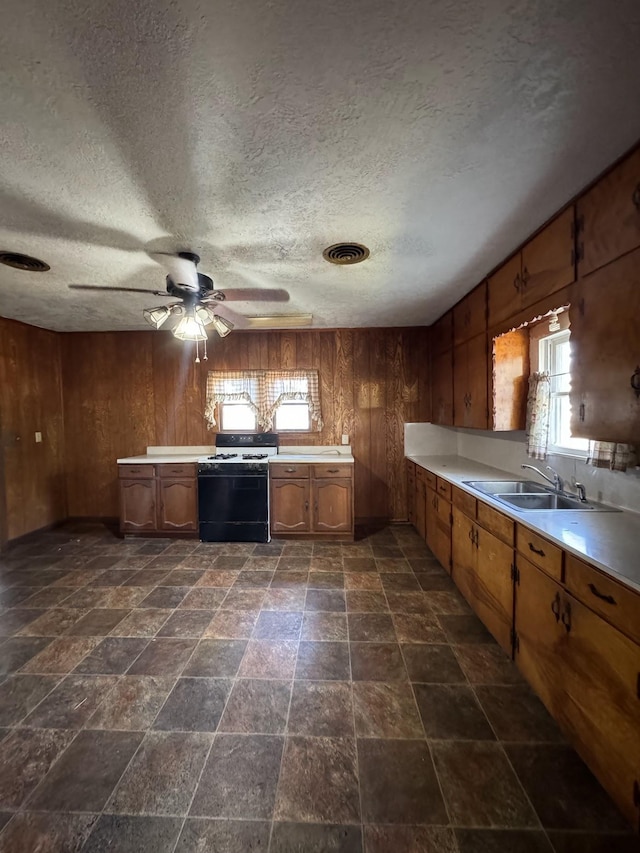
[347,596,366,853]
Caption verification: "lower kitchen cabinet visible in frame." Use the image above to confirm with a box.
[119,463,197,535]
[515,556,640,828]
[406,459,416,525]
[426,484,452,573]
[415,467,427,540]
[270,464,354,540]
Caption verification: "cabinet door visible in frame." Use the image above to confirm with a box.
[431,311,453,356]
[406,461,416,525]
[426,487,438,556]
[313,479,352,533]
[158,478,197,531]
[570,247,640,443]
[453,282,487,346]
[451,507,477,603]
[474,525,514,654]
[415,478,426,541]
[270,479,310,532]
[466,334,488,429]
[578,146,640,277]
[453,342,468,428]
[431,349,453,426]
[120,479,157,532]
[520,207,576,310]
[488,254,522,329]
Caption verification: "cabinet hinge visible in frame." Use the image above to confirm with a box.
[579,403,585,423]
[511,563,520,584]
[510,627,520,654]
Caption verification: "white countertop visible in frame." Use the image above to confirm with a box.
[118,449,354,465]
[271,453,354,464]
[408,454,640,593]
[117,454,202,464]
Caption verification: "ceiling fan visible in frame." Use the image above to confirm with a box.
[69,252,310,347]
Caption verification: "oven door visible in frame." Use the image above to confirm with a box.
[198,470,269,542]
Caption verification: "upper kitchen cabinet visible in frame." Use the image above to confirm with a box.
[431,310,453,356]
[431,348,453,426]
[453,334,488,429]
[577,146,640,278]
[570,246,640,443]
[453,281,487,346]
[488,208,576,329]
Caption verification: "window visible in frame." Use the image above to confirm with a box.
[539,330,589,457]
[204,369,323,432]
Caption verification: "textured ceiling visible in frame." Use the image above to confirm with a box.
[1,0,640,331]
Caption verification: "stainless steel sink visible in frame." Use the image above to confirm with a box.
[465,480,548,496]
[500,493,595,510]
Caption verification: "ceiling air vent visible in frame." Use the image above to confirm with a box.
[0,252,50,272]
[322,242,370,265]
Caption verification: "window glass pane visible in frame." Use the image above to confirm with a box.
[220,403,256,431]
[274,403,310,431]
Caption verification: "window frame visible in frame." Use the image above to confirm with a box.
[539,330,589,459]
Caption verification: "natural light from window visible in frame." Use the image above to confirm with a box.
[220,403,257,432]
[539,330,589,457]
[274,402,311,431]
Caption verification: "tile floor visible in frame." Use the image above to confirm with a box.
[0,522,636,852]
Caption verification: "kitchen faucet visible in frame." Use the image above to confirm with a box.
[521,464,564,493]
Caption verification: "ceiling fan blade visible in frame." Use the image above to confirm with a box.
[69,285,171,296]
[207,301,250,330]
[150,253,199,292]
[215,288,290,303]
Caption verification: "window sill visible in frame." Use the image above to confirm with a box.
[547,447,589,461]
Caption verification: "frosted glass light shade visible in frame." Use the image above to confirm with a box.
[173,310,207,341]
[212,314,233,338]
[143,305,172,329]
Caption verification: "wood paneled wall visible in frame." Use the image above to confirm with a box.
[61,328,430,523]
[0,318,66,544]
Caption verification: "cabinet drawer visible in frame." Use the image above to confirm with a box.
[416,468,436,490]
[436,478,452,501]
[156,463,196,478]
[119,464,154,479]
[477,502,514,546]
[452,486,476,518]
[565,554,640,645]
[312,464,353,479]
[516,525,563,581]
[270,462,310,479]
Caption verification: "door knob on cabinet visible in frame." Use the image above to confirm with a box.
[631,366,640,398]
[551,593,561,622]
[513,273,522,292]
[561,601,572,632]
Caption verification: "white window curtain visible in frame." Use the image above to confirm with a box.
[204,369,323,430]
[587,441,636,473]
[526,371,551,460]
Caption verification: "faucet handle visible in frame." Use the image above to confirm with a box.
[574,482,587,502]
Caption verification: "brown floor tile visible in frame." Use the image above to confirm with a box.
[281,544,313,556]
[358,738,447,825]
[0,728,75,809]
[305,590,346,612]
[475,684,565,742]
[505,743,629,831]
[22,673,118,728]
[308,571,345,589]
[454,644,524,685]
[310,557,344,572]
[437,613,495,644]
[73,637,148,674]
[152,677,231,732]
[253,543,284,557]
[177,588,226,609]
[0,813,97,853]
[108,731,211,815]
[432,740,537,827]
[110,608,172,637]
[122,569,170,587]
[203,610,259,638]
[66,608,130,636]
[20,637,99,674]
[271,822,362,852]
[18,608,87,636]
[127,638,197,676]
[20,588,75,608]
[288,681,354,737]
[385,591,432,614]
[393,612,446,644]
[545,831,639,852]
[222,589,266,610]
[350,642,407,681]
[183,638,247,677]
[381,574,422,592]
[455,829,553,852]
[139,587,190,608]
[145,556,187,571]
[196,569,239,587]
[343,557,377,573]
[243,556,280,571]
[301,611,348,641]
[253,610,303,640]
[239,640,298,679]
[353,681,423,738]
[87,568,136,587]
[214,556,249,570]
[60,588,111,609]
[372,546,404,560]
[233,570,274,588]
[376,558,412,573]
[271,571,309,589]
[156,609,214,638]
[191,733,283,818]
[162,569,206,586]
[100,587,153,608]
[263,588,307,611]
[0,674,60,725]
[348,613,396,641]
[86,675,175,730]
[402,643,467,683]
[416,574,457,591]
[275,736,360,824]
[0,637,52,673]
[344,572,383,590]
[219,678,291,733]
[296,641,350,680]
[278,557,312,572]
[27,729,143,812]
[345,591,388,612]
[365,825,457,853]
[82,815,182,853]
[175,819,271,853]
[427,590,473,615]
[414,683,495,740]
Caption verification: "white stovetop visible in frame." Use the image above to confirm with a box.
[408,454,640,593]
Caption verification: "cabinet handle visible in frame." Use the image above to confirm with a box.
[285,467,296,473]
[561,601,572,633]
[528,541,545,558]
[468,527,474,542]
[587,583,617,605]
[521,266,530,287]
[631,366,640,398]
[513,273,522,292]
[327,468,339,473]
[632,183,640,210]
[551,593,561,622]
[304,500,309,511]
[473,528,479,548]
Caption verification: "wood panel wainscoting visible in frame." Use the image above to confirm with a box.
[60,327,430,527]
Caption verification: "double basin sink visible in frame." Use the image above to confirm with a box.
[464,480,618,512]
